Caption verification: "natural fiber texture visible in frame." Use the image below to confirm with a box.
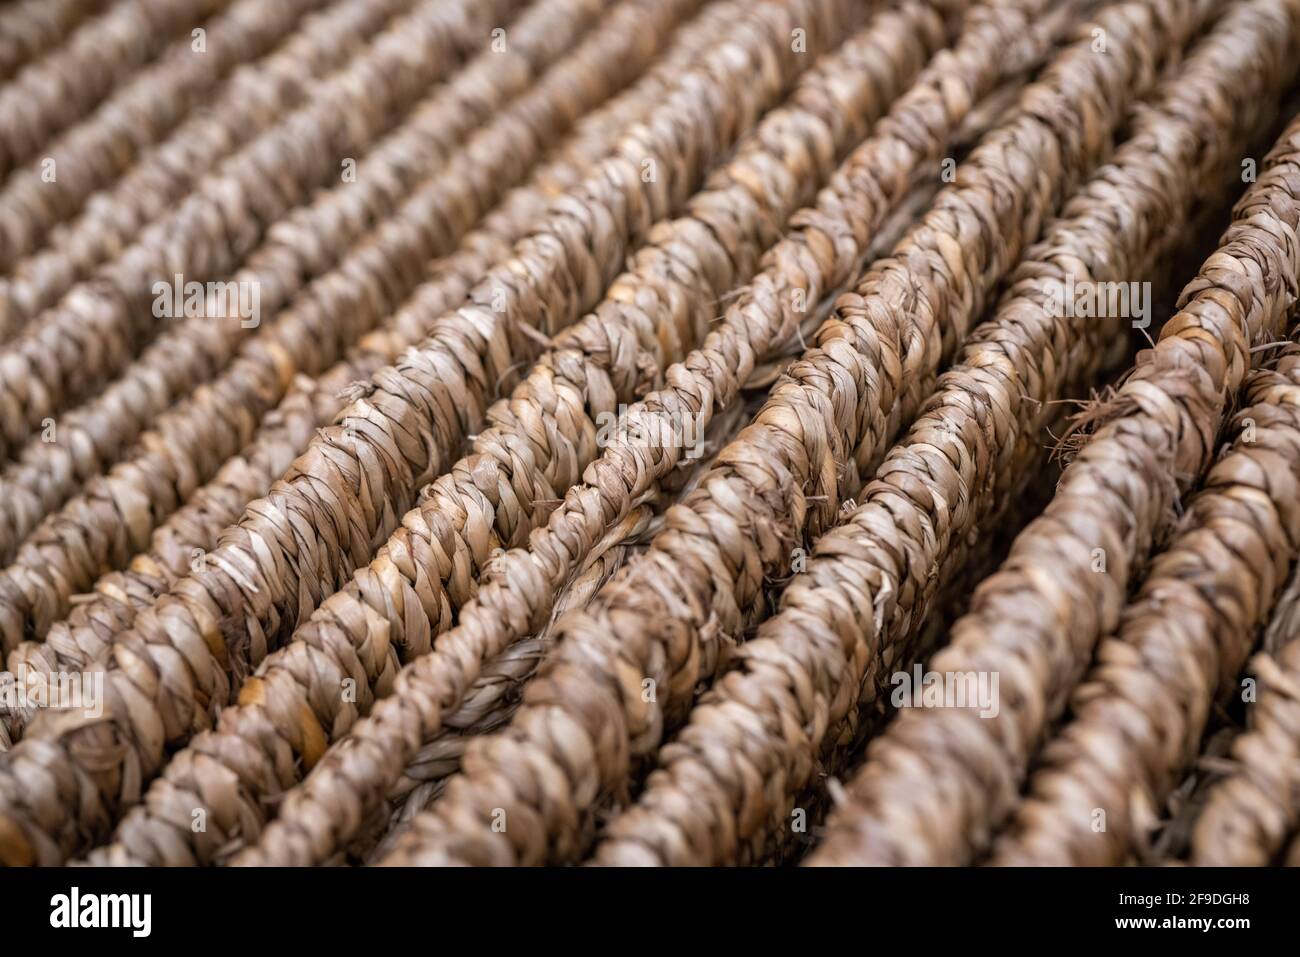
[0,0,511,465]
[364,395,760,862]
[0,0,410,343]
[366,0,1034,863]
[6,0,1298,875]
[239,0,1158,868]
[0,0,227,180]
[6,0,731,697]
[0,0,634,645]
[0,0,113,80]
[1,0,733,755]
[0,0,531,568]
[990,346,1300,866]
[0,0,329,277]
[807,87,1300,870]
[0,0,857,867]
[2,0,722,757]
[1189,566,1300,864]
[374,0,1199,868]
[89,0,935,867]
[0,376,333,745]
[592,0,1296,867]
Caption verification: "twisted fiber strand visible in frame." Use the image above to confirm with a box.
[0,0,330,276]
[4,0,715,738]
[359,86,966,864]
[0,0,509,465]
[1190,564,1300,863]
[592,0,1294,867]
[759,449,1065,865]
[0,0,851,868]
[1128,506,1300,859]
[72,0,744,862]
[0,0,114,80]
[373,0,1212,868]
[0,0,228,179]
[991,350,1300,866]
[0,0,413,343]
[0,0,518,564]
[807,111,1300,871]
[2,1,727,755]
[364,174,945,858]
[360,0,981,856]
[0,0,622,645]
[0,376,336,748]
[240,0,1104,868]
[363,394,761,863]
[93,0,931,868]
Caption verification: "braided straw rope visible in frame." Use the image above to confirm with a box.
[362,392,762,859]
[0,0,858,867]
[0,0,512,465]
[375,0,1211,870]
[239,0,1170,868]
[0,0,636,646]
[0,0,113,79]
[0,0,412,342]
[86,0,939,867]
[0,0,227,178]
[369,156,965,854]
[0,0,527,568]
[0,0,330,275]
[0,0,409,337]
[3,0,737,736]
[590,0,1300,867]
[362,0,1039,862]
[807,97,1300,872]
[1126,529,1300,862]
[989,344,1300,866]
[1190,552,1300,863]
[0,376,334,747]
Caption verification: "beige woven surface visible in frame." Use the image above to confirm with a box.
[0,0,408,342]
[0,0,515,465]
[592,0,1299,867]
[0,0,114,80]
[87,0,941,866]
[808,40,1300,867]
[0,0,654,650]
[0,0,861,865]
[0,0,229,180]
[3,0,1300,870]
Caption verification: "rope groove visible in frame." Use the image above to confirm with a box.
[0,0,859,866]
[592,0,1300,867]
[88,0,940,866]
[808,80,1300,869]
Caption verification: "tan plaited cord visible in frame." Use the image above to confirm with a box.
[808,77,1300,870]
[592,0,1300,867]
[0,0,862,866]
